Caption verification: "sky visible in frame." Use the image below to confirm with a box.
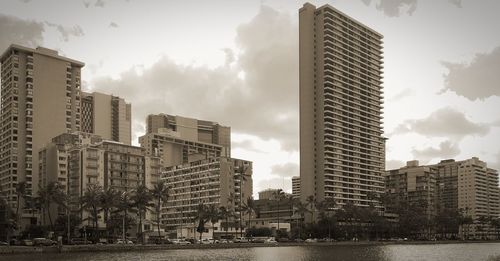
[1,0,500,197]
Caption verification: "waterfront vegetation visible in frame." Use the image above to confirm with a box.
[3,181,500,245]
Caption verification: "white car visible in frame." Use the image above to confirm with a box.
[116,239,133,244]
[171,239,191,245]
[201,238,213,244]
[305,238,318,243]
[264,238,278,244]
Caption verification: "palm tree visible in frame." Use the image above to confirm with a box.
[195,203,209,241]
[293,200,308,239]
[273,189,285,233]
[81,184,103,242]
[100,187,119,240]
[116,191,134,241]
[150,180,169,242]
[15,181,27,228]
[236,165,251,238]
[207,204,221,242]
[131,184,153,244]
[219,206,232,239]
[37,181,59,230]
[242,197,255,231]
[306,195,317,224]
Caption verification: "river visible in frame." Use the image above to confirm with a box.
[1,243,500,261]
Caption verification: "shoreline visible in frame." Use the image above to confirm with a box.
[1,240,500,255]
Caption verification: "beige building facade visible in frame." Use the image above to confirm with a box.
[432,157,500,220]
[161,157,252,233]
[385,161,437,218]
[292,176,300,199]
[0,45,84,212]
[81,92,132,145]
[299,3,385,207]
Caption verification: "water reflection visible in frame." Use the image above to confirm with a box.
[1,243,500,261]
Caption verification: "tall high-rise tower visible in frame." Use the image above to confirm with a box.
[299,3,385,207]
[0,45,84,210]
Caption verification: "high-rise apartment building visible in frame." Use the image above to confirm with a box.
[0,45,84,211]
[140,114,230,167]
[161,157,252,232]
[385,161,437,218]
[146,114,230,155]
[299,3,385,206]
[39,132,161,228]
[292,176,300,199]
[432,157,499,220]
[81,92,132,145]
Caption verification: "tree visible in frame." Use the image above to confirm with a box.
[293,200,308,239]
[273,189,286,233]
[242,197,255,231]
[195,203,209,241]
[150,180,169,241]
[131,184,153,244]
[317,197,336,239]
[116,191,134,241]
[37,181,60,231]
[15,181,27,229]
[207,204,221,242]
[306,195,317,223]
[99,187,119,241]
[81,184,103,242]
[236,165,251,238]
[219,206,233,239]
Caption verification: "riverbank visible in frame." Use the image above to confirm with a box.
[1,240,499,255]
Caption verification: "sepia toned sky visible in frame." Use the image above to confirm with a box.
[1,0,500,197]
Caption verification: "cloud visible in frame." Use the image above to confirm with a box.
[0,13,44,52]
[232,139,266,153]
[441,46,500,100]
[270,163,299,178]
[492,152,500,171]
[448,0,462,8]
[388,88,415,102]
[361,0,462,17]
[361,0,418,17]
[109,22,119,28]
[95,0,105,8]
[45,22,84,42]
[391,107,490,140]
[411,140,461,163]
[91,6,299,151]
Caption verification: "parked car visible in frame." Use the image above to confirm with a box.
[0,241,8,246]
[21,239,34,246]
[33,238,57,246]
[171,239,191,245]
[115,239,134,244]
[186,238,199,244]
[264,238,278,244]
[305,238,318,243]
[69,238,89,245]
[234,237,249,243]
[201,238,213,244]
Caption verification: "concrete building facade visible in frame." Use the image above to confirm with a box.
[160,157,252,233]
[0,45,84,213]
[385,161,437,218]
[432,158,500,220]
[81,92,132,145]
[292,176,300,199]
[145,114,230,157]
[38,132,162,228]
[299,3,385,207]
